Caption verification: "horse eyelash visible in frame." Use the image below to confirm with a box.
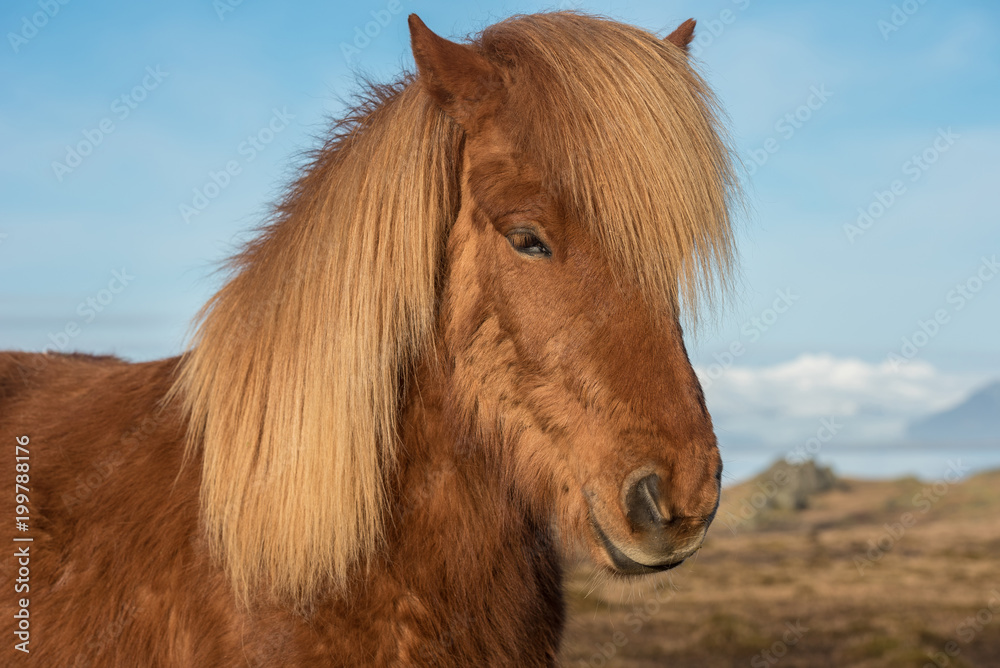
[507,229,552,257]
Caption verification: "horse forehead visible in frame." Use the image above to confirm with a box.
[465,145,554,221]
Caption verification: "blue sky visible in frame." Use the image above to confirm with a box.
[1,0,998,469]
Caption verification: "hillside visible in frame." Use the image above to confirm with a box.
[907,381,1000,443]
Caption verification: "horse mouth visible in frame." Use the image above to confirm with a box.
[588,514,685,575]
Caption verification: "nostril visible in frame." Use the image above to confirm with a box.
[625,473,665,530]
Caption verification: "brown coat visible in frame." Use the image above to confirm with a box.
[0,12,734,666]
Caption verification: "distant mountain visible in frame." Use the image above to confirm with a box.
[907,381,1000,444]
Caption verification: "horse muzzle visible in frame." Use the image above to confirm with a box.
[587,472,714,575]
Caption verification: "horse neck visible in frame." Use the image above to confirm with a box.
[378,352,565,661]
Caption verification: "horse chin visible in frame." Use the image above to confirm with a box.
[587,513,687,576]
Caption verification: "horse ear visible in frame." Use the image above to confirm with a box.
[665,19,696,53]
[408,14,502,126]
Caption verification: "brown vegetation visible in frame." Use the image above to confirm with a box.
[562,466,1000,667]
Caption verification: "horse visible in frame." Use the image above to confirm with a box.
[0,12,738,666]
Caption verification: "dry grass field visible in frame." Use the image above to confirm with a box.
[560,464,1000,667]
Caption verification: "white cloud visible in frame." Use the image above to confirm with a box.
[697,353,987,446]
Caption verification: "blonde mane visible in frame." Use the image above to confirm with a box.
[174,81,462,603]
[479,12,739,317]
[172,12,738,605]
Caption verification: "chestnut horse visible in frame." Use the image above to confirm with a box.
[0,12,737,666]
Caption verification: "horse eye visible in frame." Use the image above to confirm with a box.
[506,229,552,258]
